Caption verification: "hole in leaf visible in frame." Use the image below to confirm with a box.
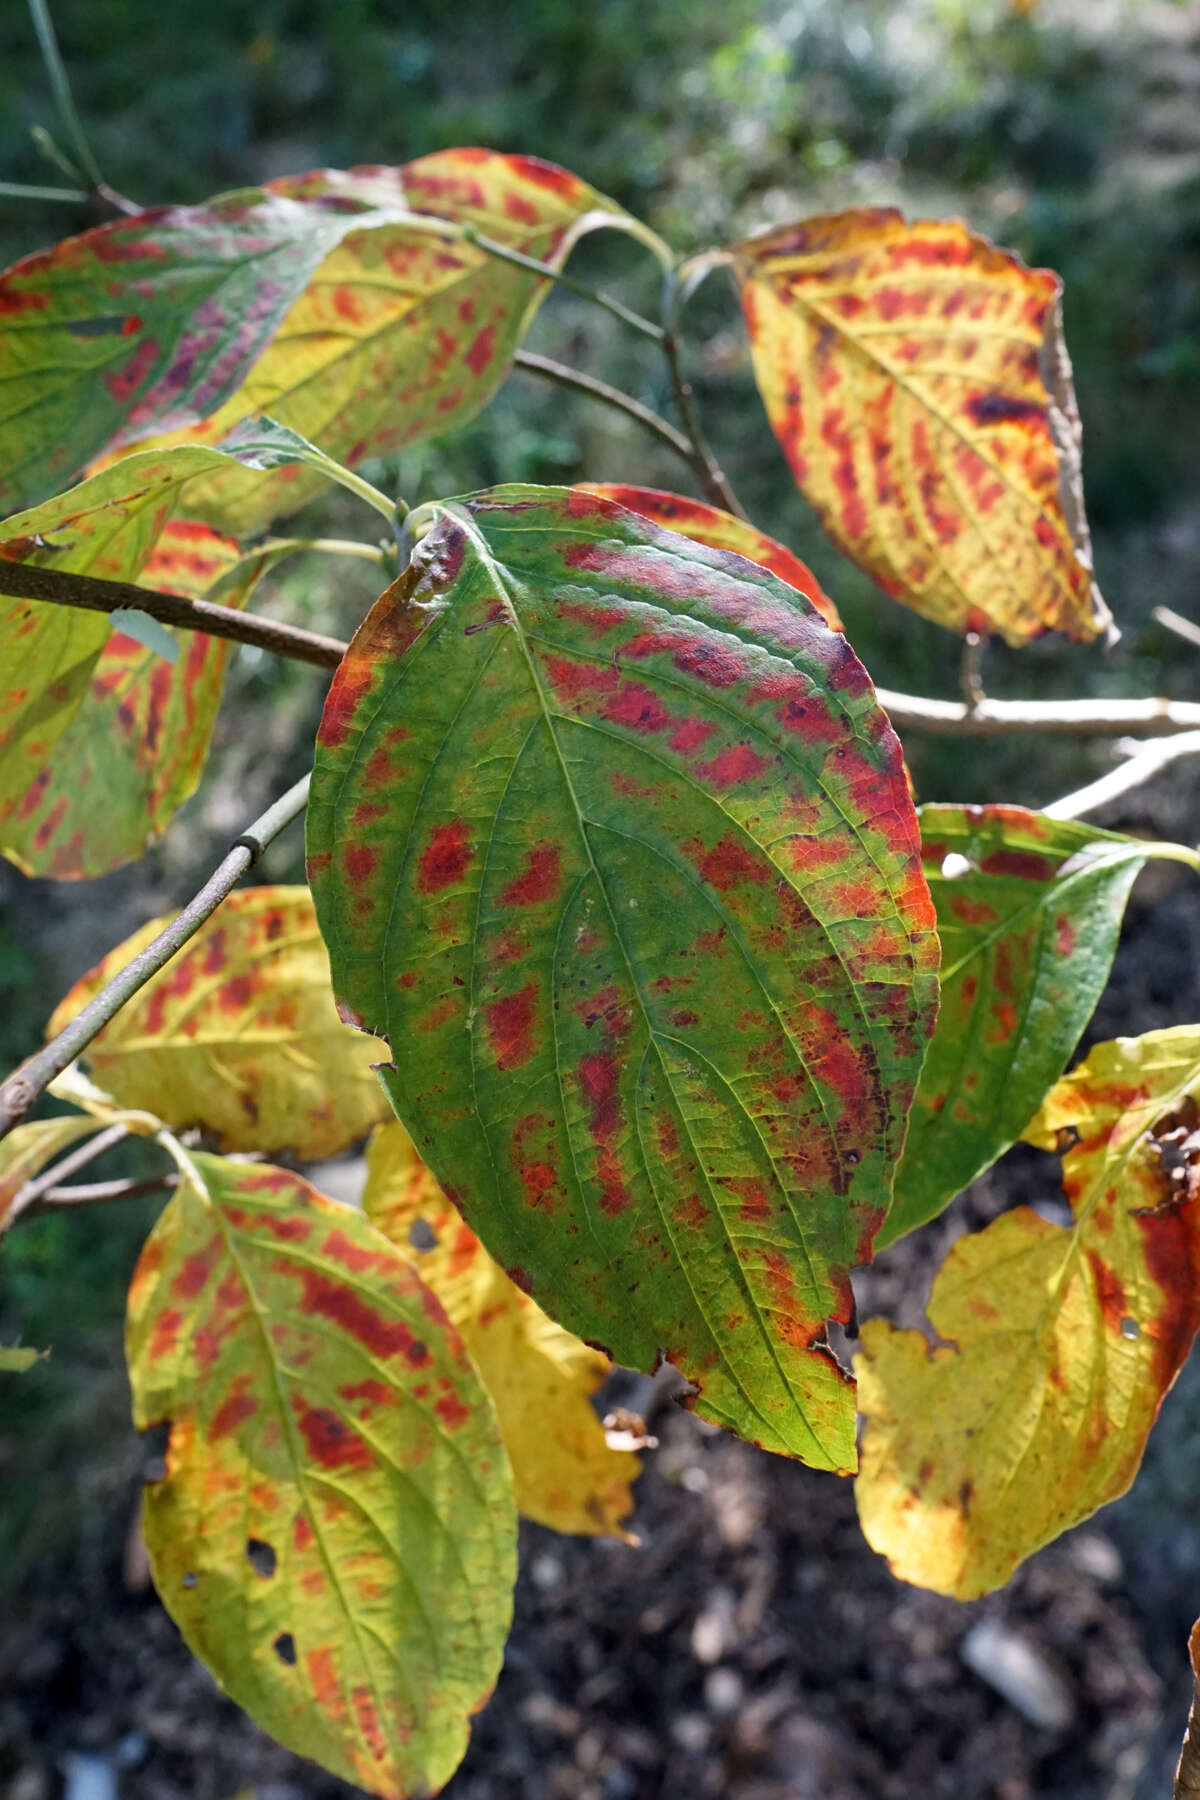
[1120,1317,1140,1340]
[273,1633,297,1665]
[940,852,974,880]
[409,1217,438,1252]
[182,1572,197,1589]
[246,1537,277,1578]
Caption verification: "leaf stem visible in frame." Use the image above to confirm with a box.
[1154,605,1200,654]
[660,271,748,520]
[0,774,312,1141]
[513,349,696,468]
[460,224,665,343]
[0,177,89,205]
[0,559,347,671]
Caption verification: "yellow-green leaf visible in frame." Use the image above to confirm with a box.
[127,1151,515,1797]
[115,151,628,536]
[364,1121,639,1539]
[0,1345,42,1373]
[47,887,390,1158]
[0,1113,105,1231]
[732,209,1111,645]
[856,1026,1200,1599]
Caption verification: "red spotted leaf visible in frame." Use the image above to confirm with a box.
[0,185,394,514]
[127,1151,515,1795]
[109,152,629,537]
[47,887,391,1159]
[307,484,938,1470]
[881,806,1187,1246]
[577,484,843,631]
[732,209,1111,645]
[857,1027,1200,1598]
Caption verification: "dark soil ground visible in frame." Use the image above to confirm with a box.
[2,767,1200,1800]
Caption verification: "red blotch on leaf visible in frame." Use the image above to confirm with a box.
[416,821,473,894]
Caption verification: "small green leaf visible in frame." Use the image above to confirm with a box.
[127,1150,515,1797]
[308,484,937,1469]
[882,804,1176,1247]
[0,1346,43,1373]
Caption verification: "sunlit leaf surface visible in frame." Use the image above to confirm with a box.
[732,209,1110,644]
[308,484,937,1468]
[578,483,843,631]
[127,1152,515,1796]
[48,887,391,1158]
[857,1027,1200,1598]
[365,1120,639,1537]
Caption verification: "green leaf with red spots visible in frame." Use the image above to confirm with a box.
[731,209,1111,645]
[108,152,630,537]
[577,484,843,631]
[856,1026,1200,1599]
[127,1150,515,1796]
[0,443,306,876]
[47,887,392,1159]
[307,484,938,1470]
[0,183,400,515]
[881,806,1194,1248]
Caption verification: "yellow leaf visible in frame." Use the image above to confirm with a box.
[364,1121,640,1538]
[47,886,390,1159]
[855,1027,1200,1598]
[732,209,1111,646]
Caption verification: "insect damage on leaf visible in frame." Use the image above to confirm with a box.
[127,1152,515,1797]
[308,483,938,1471]
[856,1027,1200,1600]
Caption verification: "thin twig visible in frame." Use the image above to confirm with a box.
[26,0,137,214]
[37,1173,177,1209]
[1044,730,1200,823]
[1155,606,1200,654]
[513,350,696,467]
[461,225,664,343]
[0,560,346,671]
[7,1121,130,1228]
[960,632,986,713]
[0,775,311,1141]
[874,688,1200,738]
[659,269,749,520]
[0,177,89,205]
[10,543,1200,742]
